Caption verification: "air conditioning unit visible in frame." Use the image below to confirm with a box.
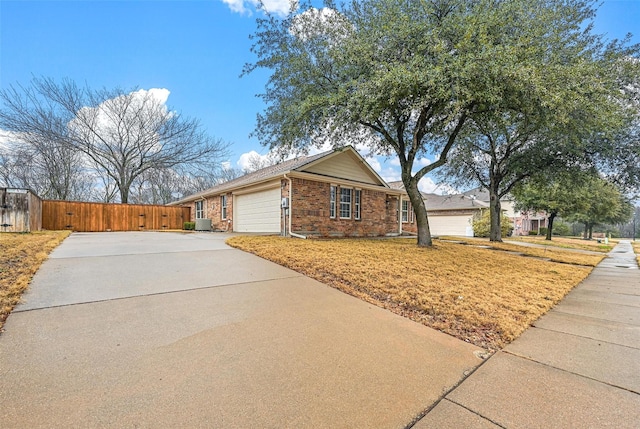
[195,218,212,231]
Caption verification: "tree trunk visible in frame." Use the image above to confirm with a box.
[404,177,432,247]
[588,224,594,239]
[488,165,503,242]
[488,189,502,242]
[583,223,589,239]
[546,212,556,241]
[120,187,129,204]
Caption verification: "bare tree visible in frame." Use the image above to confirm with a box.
[128,161,244,204]
[0,130,93,200]
[0,78,229,203]
[241,152,278,173]
[215,164,244,184]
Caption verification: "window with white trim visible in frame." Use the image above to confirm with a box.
[340,187,352,219]
[354,189,361,220]
[195,200,204,219]
[221,195,227,220]
[402,200,410,223]
[330,185,336,218]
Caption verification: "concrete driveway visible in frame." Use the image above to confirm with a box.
[0,232,483,428]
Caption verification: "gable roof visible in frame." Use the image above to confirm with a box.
[461,187,490,202]
[299,146,388,186]
[461,186,514,203]
[423,193,488,211]
[171,146,391,205]
[387,180,405,190]
[388,181,487,210]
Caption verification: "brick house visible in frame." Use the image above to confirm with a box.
[171,146,406,237]
[461,187,545,236]
[388,181,487,236]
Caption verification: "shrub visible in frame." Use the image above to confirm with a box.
[528,230,539,235]
[183,221,195,230]
[472,209,513,237]
[552,222,571,236]
[539,227,548,236]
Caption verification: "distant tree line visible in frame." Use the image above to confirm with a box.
[512,170,634,240]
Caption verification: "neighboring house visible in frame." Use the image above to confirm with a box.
[171,146,405,237]
[388,181,487,236]
[461,187,547,236]
[422,193,488,236]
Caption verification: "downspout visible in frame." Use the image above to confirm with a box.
[284,174,307,239]
[398,195,403,235]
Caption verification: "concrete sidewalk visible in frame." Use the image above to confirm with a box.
[0,232,485,428]
[415,240,640,428]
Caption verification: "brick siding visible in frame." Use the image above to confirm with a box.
[290,178,398,237]
[184,177,402,237]
[187,192,233,231]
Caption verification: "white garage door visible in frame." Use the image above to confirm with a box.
[234,187,281,233]
[427,214,473,236]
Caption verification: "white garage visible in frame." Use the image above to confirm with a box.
[427,213,474,237]
[233,187,281,233]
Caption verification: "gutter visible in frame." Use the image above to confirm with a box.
[283,174,307,239]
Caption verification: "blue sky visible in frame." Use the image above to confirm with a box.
[1,0,639,191]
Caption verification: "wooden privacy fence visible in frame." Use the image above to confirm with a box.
[42,200,190,232]
[1,188,42,233]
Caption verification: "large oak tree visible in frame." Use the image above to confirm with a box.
[245,0,633,246]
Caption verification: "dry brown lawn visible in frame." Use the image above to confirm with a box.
[227,236,601,351]
[633,241,640,265]
[505,235,614,253]
[0,231,70,331]
[440,237,604,267]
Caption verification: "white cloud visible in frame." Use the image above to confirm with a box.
[415,157,431,167]
[353,142,371,155]
[410,158,433,176]
[69,88,172,153]
[145,88,170,105]
[0,129,19,149]
[365,156,381,173]
[418,177,439,193]
[220,0,293,16]
[419,178,458,195]
[308,141,334,156]
[381,169,401,184]
[237,150,270,171]
[290,7,351,42]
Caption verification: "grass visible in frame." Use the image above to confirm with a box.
[504,235,614,253]
[438,237,605,267]
[227,236,602,351]
[632,240,640,266]
[0,231,70,331]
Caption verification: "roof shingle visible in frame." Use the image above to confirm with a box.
[172,149,333,204]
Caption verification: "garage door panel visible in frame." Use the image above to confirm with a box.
[234,188,281,233]
[427,214,473,236]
